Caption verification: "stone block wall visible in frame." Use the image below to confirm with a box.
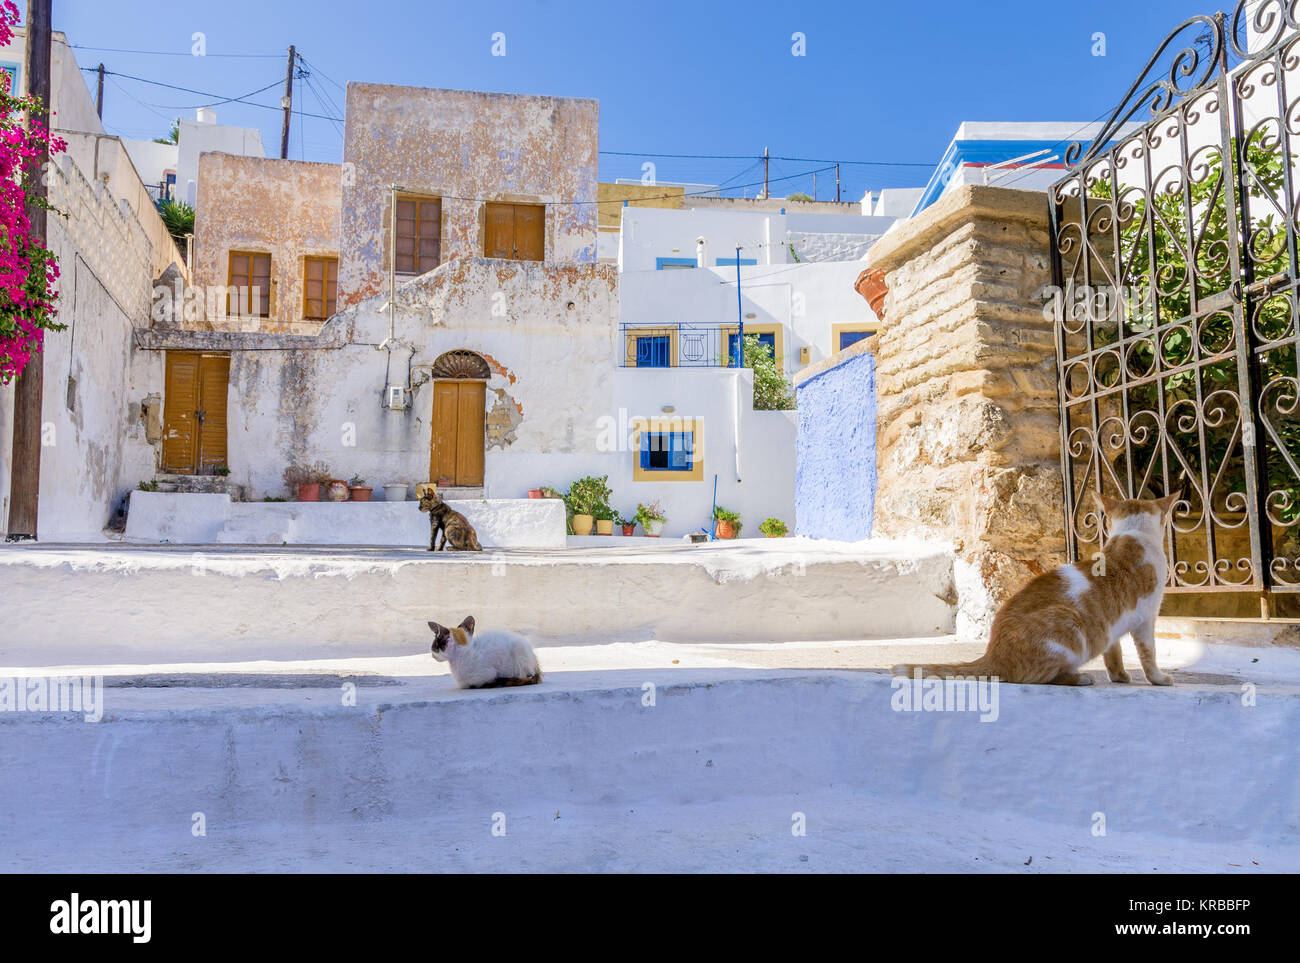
[867,185,1065,639]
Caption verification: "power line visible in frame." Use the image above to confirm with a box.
[600,149,933,167]
[69,44,283,59]
[85,67,344,122]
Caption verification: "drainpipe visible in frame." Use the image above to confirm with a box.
[388,183,397,346]
[733,369,743,483]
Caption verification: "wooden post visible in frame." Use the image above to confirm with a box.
[7,0,51,541]
[279,44,295,160]
[95,62,104,119]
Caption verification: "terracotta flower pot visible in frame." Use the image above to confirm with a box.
[297,483,321,502]
[572,513,595,536]
[714,520,738,539]
[595,519,613,535]
[855,268,888,320]
[327,480,350,502]
[621,524,636,536]
[349,486,373,502]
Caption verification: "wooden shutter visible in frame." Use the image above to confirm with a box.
[395,197,441,275]
[430,381,461,484]
[514,205,545,261]
[484,203,514,259]
[303,256,338,320]
[227,251,272,317]
[455,381,485,486]
[196,354,230,471]
[161,351,200,472]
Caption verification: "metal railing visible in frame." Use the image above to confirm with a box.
[619,323,746,368]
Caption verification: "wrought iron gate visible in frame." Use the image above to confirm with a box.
[1049,0,1300,608]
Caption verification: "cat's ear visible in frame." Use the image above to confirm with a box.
[1095,490,1121,516]
[428,621,445,636]
[459,616,476,636]
[1156,488,1183,517]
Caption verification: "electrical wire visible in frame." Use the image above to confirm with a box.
[70,44,283,59]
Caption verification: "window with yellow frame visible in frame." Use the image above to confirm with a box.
[830,322,876,354]
[302,255,339,320]
[721,322,784,370]
[632,417,704,482]
[624,326,679,367]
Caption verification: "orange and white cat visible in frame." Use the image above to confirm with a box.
[894,491,1180,686]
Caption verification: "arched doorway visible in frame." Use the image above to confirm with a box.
[429,350,489,488]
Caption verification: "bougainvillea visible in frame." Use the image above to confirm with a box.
[0,0,65,384]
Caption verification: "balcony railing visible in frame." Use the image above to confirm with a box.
[620,322,747,368]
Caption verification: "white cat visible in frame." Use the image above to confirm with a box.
[427,616,542,689]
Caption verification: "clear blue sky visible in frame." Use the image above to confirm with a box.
[46,0,1206,201]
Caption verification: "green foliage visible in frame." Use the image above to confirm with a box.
[759,517,788,537]
[137,479,159,492]
[712,505,741,523]
[741,333,796,410]
[635,500,665,527]
[153,119,180,145]
[159,199,194,252]
[565,474,612,517]
[786,192,813,202]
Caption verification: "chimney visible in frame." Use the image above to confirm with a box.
[195,107,216,125]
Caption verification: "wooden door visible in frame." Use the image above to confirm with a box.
[483,203,545,261]
[161,351,230,473]
[429,380,485,487]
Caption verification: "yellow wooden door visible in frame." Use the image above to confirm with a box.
[161,351,229,473]
[430,380,485,487]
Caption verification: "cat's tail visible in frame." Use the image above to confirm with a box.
[891,654,1001,680]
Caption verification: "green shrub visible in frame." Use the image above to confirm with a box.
[759,517,788,537]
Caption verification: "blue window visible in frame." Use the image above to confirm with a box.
[839,329,874,351]
[715,257,757,267]
[727,330,775,364]
[656,257,696,270]
[640,431,694,471]
[635,335,671,367]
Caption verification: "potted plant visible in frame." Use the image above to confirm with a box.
[594,504,615,536]
[285,462,331,502]
[527,487,544,499]
[327,476,350,501]
[759,517,789,538]
[618,511,636,536]
[565,474,612,537]
[349,475,373,502]
[383,483,408,502]
[713,506,742,539]
[636,500,666,537]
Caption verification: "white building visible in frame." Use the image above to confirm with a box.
[122,106,265,205]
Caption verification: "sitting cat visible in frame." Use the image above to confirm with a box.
[428,616,542,689]
[417,485,483,552]
[893,490,1180,686]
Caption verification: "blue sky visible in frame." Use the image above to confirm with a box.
[49,0,1206,201]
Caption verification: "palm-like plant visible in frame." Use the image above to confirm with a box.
[159,199,195,257]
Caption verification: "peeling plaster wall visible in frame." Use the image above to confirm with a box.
[339,84,599,309]
[158,259,619,500]
[193,154,342,334]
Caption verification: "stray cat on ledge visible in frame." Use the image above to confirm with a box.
[428,616,542,689]
[894,490,1181,686]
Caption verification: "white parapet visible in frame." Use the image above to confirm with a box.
[123,491,566,549]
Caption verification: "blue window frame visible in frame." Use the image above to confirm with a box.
[640,431,694,471]
[839,329,873,351]
[635,335,671,367]
[715,257,757,267]
[656,257,697,270]
[727,330,775,364]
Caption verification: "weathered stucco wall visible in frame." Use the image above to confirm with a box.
[867,185,1064,639]
[339,84,599,308]
[138,258,618,501]
[794,341,877,541]
[193,154,342,334]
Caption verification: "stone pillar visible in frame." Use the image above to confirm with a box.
[867,185,1065,640]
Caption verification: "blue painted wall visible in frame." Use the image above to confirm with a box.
[795,351,877,540]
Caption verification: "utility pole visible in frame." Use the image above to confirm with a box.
[95,62,104,119]
[279,44,295,160]
[813,172,817,201]
[836,162,841,203]
[761,147,769,199]
[7,0,51,541]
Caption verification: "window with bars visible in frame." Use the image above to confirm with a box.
[395,196,442,275]
[302,255,338,320]
[227,251,271,318]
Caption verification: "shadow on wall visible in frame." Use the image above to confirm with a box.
[794,350,876,540]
